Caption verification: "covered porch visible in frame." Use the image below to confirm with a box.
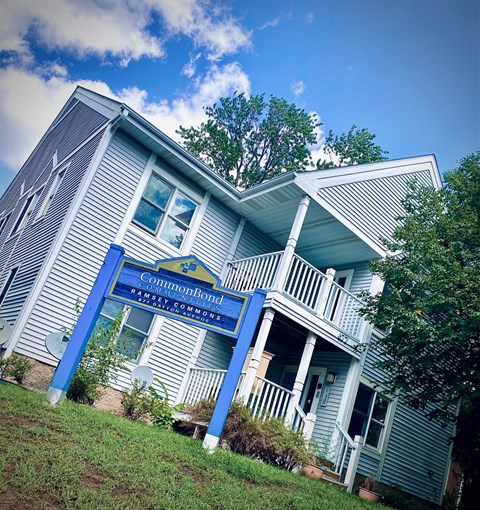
[179,310,364,489]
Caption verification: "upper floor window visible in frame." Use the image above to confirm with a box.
[348,384,390,450]
[36,167,67,219]
[0,213,11,236]
[95,299,155,362]
[132,173,197,249]
[0,267,19,307]
[11,188,43,236]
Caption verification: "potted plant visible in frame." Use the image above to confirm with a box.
[358,474,381,502]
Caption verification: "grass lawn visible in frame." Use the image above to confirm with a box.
[0,383,387,510]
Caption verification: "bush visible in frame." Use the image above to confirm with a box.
[185,399,310,470]
[66,309,130,405]
[121,378,184,428]
[0,354,32,384]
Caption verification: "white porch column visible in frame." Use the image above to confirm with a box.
[236,308,275,400]
[345,435,364,492]
[315,267,336,316]
[284,331,317,424]
[273,195,310,291]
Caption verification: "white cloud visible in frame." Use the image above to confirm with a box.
[0,0,164,66]
[150,0,252,61]
[305,12,315,24]
[258,18,280,30]
[182,53,202,78]
[0,0,251,65]
[0,62,251,171]
[291,80,306,97]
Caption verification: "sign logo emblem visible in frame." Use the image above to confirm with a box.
[180,262,197,274]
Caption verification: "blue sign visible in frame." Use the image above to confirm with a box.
[106,255,249,337]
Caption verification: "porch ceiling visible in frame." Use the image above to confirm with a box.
[239,190,380,268]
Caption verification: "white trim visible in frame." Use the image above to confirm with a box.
[3,120,115,358]
[126,161,206,255]
[352,377,396,456]
[113,151,156,244]
[0,264,21,308]
[9,185,44,238]
[34,163,70,221]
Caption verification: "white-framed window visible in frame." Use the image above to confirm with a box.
[348,383,391,450]
[95,299,155,362]
[0,213,11,236]
[132,172,198,249]
[0,267,19,307]
[10,187,43,236]
[36,166,67,219]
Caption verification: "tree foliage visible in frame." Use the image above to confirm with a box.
[361,151,480,506]
[177,92,320,189]
[362,151,480,419]
[316,124,388,169]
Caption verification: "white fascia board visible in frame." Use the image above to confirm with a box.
[121,109,240,201]
[296,155,442,190]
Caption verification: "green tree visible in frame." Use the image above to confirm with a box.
[177,93,320,189]
[361,150,480,507]
[316,124,388,169]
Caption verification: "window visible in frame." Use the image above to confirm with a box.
[95,299,155,362]
[132,173,197,249]
[348,384,390,449]
[0,267,19,307]
[36,167,66,219]
[11,188,43,235]
[0,213,11,236]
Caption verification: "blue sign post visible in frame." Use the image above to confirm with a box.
[46,244,264,451]
[46,244,125,405]
[203,289,266,451]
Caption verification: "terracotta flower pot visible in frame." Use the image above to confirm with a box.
[358,487,381,502]
[300,465,324,480]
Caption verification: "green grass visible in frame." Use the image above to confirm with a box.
[0,383,387,510]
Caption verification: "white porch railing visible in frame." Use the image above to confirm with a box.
[333,421,363,492]
[248,375,292,420]
[224,252,367,343]
[223,251,283,292]
[182,368,310,435]
[183,368,228,403]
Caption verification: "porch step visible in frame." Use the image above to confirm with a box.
[321,475,348,491]
[320,468,341,482]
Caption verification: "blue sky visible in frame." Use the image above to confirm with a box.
[0,0,478,194]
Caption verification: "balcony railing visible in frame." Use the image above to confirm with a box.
[224,252,367,343]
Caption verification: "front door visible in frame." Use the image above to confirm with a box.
[282,366,327,415]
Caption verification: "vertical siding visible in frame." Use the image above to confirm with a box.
[0,102,108,215]
[361,332,453,504]
[318,170,435,247]
[381,403,453,504]
[309,351,352,451]
[0,130,106,332]
[147,318,205,401]
[196,331,236,369]
[15,131,150,365]
[234,221,282,260]
[191,197,239,276]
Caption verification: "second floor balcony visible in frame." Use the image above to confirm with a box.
[223,250,370,351]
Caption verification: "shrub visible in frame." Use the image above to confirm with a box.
[185,399,310,470]
[121,379,147,420]
[121,378,184,428]
[0,354,32,384]
[66,308,130,405]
